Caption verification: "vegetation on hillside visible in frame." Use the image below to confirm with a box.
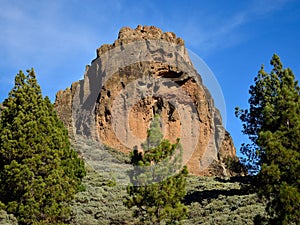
[68,161,266,225]
[124,115,188,224]
[236,54,300,224]
[0,69,86,224]
[68,127,266,225]
[1,53,299,224]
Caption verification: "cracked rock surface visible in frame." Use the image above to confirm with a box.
[55,25,238,176]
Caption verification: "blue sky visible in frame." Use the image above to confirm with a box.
[1,0,300,157]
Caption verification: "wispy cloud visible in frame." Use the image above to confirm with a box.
[0,1,98,64]
[0,0,107,98]
[0,0,297,99]
[0,0,294,65]
[183,0,294,54]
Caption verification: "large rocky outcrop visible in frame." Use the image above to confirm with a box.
[55,25,240,176]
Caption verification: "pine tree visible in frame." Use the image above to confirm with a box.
[124,115,188,224]
[0,69,86,224]
[235,54,300,224]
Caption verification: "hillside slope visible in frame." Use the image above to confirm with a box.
[69,166,266,225]
[1,139,266,225]
[67,139,266,225]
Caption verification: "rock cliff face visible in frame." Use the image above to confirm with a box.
[55,25,239,176]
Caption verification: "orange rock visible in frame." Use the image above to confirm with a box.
[54,26,239,177]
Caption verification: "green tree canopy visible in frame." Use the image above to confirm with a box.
[0,69,86,224]
[124,114,188,224]
[236,54,300,224]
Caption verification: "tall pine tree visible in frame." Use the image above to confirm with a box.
[0,69,86,224]
[124,114,188,224]
[236,54,300,224]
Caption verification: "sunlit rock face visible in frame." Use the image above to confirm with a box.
[54,25,237,176]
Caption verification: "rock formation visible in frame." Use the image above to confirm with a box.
[55,25,240,176]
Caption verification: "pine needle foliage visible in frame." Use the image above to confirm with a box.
[124,114,188,224]
[236,55,300,224]
[0,69,86,224]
